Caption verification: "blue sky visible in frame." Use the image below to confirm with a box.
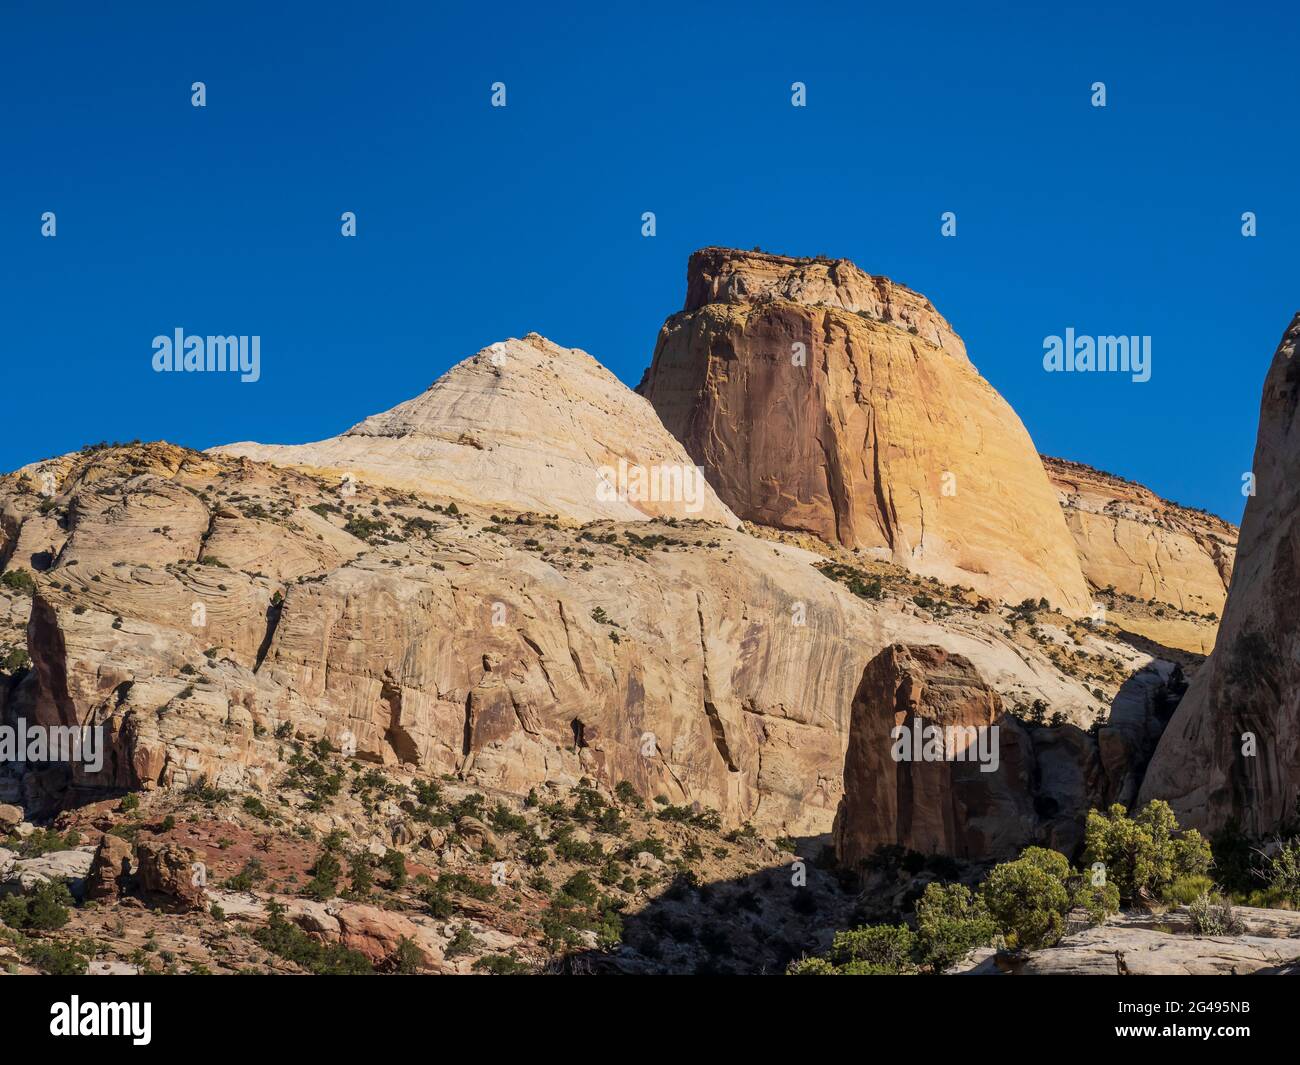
[2,1,1296,523]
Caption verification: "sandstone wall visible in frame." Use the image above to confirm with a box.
[1140,314,1300,834]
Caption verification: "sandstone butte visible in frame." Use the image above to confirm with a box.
[1140,313,1300,835]
[638,247,1092,615]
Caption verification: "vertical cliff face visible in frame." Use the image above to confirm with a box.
[638,248,1091,613]
[829,643,1159,865]
[831,644,1036,864]
[1140,314,1300,834]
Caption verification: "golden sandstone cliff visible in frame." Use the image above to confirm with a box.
[1044,457,1235,615]
[0,249,1243,859]
[1043,456,1237,656]
[1140,314,1300,835]
[638,248,1092,615]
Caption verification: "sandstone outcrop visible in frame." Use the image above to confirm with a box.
[978,910,1300,975]
[0,846,95,896]
[832,644,1174,865]
[832,644,1034,863]
[84,833,135,900]
[216,334,738,527]
[135,839,206,911]
[1140,314,1300,834]
[639,248,1091,613]
[1045,456,1236,641]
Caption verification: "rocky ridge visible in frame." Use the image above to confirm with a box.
[1044,456,1236,655]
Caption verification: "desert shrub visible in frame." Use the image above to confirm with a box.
[445,926,480,958]
[1265,839,1300,905]
[1188,891,1245,936]
[380,848,407,889]
[390,936,425,974]
[1072,878,1121,924]
[979,847,1072,950]
[254,903,372,974]
[9,827,76,859]
[423,878,454,918]
[347,853,375,897]
[828,925,918,974]
[0,569,35,596]
[1164,874,1216,906]
[1083,801,1212,903]
[539,885,625,952]
[0,878,74,931]
[560,871,600,906]
[473,952,532,975]
[2,647,29,672]
[488,803,529,835]
[241,794,269,820]
[915,882,997,972]
[223,858,266,891]
[23,940,88,975]
[786,955,840,975]
[303,850,342,900]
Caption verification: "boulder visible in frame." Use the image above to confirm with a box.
[134,840,206,911]
[2,847,95,896]
[84,833,136,900]
[456,816,502,854]
[0,803,23,831]
[333,903,437,967]
[1010,923,1300,976]
[832,644,1035,865]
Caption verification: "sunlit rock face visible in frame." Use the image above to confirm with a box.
[640,247,1091,614]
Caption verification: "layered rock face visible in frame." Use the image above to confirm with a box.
[217,334,738,527]
[639,248,1091,614]
[1045,456,1236,617]
[1,362,1122,838]
[9,454,1102,834]
[832,643,1175,864]
[1140,314,1300,834]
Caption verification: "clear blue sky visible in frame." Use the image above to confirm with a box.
[3,1,1296,523]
